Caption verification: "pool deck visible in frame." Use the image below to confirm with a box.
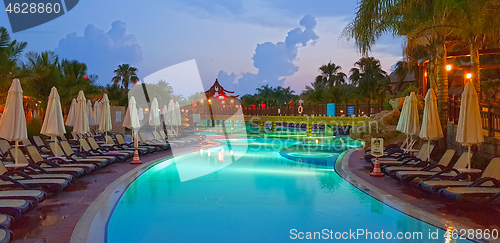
[343,149,500,232]
[10,143,205,243]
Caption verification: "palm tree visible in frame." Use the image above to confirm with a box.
[0,27,27,91]
[349,57,389,102]
[315,62,346,87]
[112,64,139,90]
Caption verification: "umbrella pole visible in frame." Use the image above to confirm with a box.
[468,145,471,170]
[14,141,18,164]
[54,136,58,156]
[427,139,431,162]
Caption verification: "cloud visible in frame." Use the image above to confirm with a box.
[217,15,318,95]
[54,20,142,85]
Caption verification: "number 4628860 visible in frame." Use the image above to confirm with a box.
[6,2,61,14]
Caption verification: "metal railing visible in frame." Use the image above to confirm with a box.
[194,102,384,117]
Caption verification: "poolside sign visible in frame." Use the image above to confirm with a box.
[370,138,384,157]
[347,106,354,116]
[326,103,335,117]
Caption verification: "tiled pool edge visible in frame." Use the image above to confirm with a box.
[70,141,221,243]
[70,155,171,243]
[334,149,475,235]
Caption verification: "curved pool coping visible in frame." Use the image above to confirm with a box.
[72,143,474,243]
[335,149,476,238]
[70,141,222,243]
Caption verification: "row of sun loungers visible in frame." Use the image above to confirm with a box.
[0,129,204,242]
[365,143,500,206]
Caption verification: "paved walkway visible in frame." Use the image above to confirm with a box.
[10,144,202,243]
[347,149,500,230]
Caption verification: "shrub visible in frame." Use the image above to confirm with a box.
[26,119,42,137]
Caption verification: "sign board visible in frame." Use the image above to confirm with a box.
[371,138,384,157]
[347,106,355,116]
[115,111,122,123]
[326,103,335,117]
[192,114,201,123]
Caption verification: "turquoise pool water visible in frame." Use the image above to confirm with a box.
[107,138,463,242]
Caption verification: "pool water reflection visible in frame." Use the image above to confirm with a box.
[107,138,465,242]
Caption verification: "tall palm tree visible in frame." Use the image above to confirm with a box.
[349,57,389,102]
[315,62,346,86]
[0,27,27,91]
[112,64,139,90]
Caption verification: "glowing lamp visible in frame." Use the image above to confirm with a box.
[208,99,211,103]
[144,108,149,112]
[251,104,256,108]
[84,76,88,80]
[261,104,266,108]
[340,110,344,113]
[424,72,427,78]
[218,96,224,100]
[200,99,204,104]
[466,73,472,79]
[221,101,225,104]
[230,99,234,103]
[446,65,452,71]
[181,109,184,112]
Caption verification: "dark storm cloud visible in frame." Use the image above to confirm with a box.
[55,20,142,85]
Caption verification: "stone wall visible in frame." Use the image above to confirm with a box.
[447,122,500,161]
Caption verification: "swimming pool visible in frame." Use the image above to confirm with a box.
[107,138,465,242]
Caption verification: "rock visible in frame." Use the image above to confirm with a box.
[371,109,400,125]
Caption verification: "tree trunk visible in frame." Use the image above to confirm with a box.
[470,42,480,96]
[437,42,449,130]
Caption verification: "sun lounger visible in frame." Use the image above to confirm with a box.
[395,152,469,186]
[371,144,434,167]
[0,214,12,229]
[0,160,74,182]
[139,132,169,150]
[0,175,69,194]
[0,190,46,205]
[56,142,112,166]
[86,137,132,159]
[14,147,88,177]
[115,134,156,153]
[78,139,123,162]
[105,136,147,155]
[384,149,455,177]
[0,199,33,220]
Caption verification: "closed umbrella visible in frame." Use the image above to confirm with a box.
[456,82,484,170]
[41,86,66,157]
[123,96,141,148]
[396,96,412,149]
[87,100,96,126]
[99,94,112,136]
[167,99,175,136]
[162,104,169,127]
[175,102,182,134]
[94,101,101,125]
[400,92,420,150]
[73,91,90,136]
[0,79,27,164]
[138,108,144,122]
[65,98,77,126]
[419,89,443,161]
[149,97,161,132]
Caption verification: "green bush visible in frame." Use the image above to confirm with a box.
[26,119,42,137]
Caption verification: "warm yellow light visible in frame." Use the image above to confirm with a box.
[424,72,427,77]
[144,108,149,112]
[200,99,204,103]
[340,110,344,113]
[466,73,472,79]
[230,99,234,103]
[208,99,211,103]
[446,64,452,71]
